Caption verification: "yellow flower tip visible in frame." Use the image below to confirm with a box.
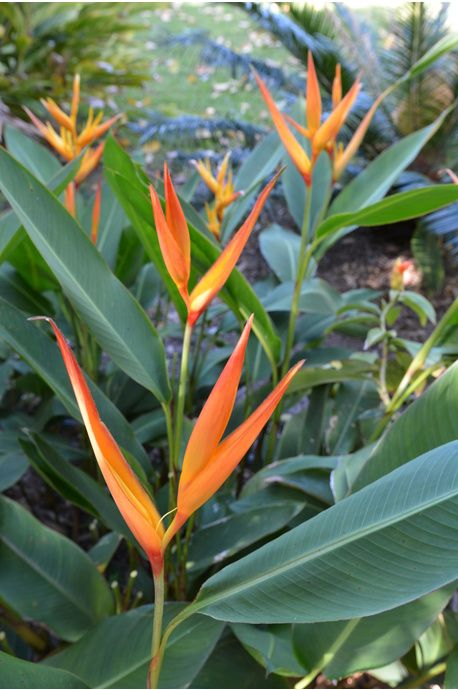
[332,64,342,108]
[187,170,282,326]
[254,70,312,181]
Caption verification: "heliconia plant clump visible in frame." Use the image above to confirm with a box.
[1,36,458,690]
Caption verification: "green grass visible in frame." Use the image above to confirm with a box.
[121,3,302,126]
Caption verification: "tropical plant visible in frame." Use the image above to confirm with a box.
[1,42,458,690]
[244,1,458,286]
[0,2,152,114]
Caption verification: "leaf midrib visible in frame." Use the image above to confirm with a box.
[195,477,458,612]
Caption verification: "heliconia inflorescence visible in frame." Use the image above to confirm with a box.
[31,316,302,575]
[255,52,383,184]
[150,163,282,326]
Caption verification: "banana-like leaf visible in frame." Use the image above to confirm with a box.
[0,297,150,470]
[45,604,225,689]
[293,586,454,679]
[185,441,458,623]
[318,109,451,254]
[352,361,458,490]
[0,653,88,689]
[316,185,458,242]
[0,146,171,402]
[0,496,114,642]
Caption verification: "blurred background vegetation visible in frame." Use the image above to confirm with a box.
[1,1,457,280]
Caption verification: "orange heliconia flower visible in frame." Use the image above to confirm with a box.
[150,164,281,327]
[162,316,303,547]
[91,179,103,245]
[194,153,241,239]
[255,54,379,185]
[24,74,120,185]
[30,317,165,575]
[32,316,302,573]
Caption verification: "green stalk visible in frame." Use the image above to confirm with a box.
[149,605,194,688]
[162,402,176,512]
[148,567,165,689]
[281,190,313,378]
[173,321,192,468]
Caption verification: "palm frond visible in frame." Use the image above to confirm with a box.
[130,113,265,148]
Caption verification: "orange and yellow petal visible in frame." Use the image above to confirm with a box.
[164,163,191,271]
[188,170,281,325]
[41,98,74,133]
[313,77,361,157]
[194,159,219,195]
[164,358,303,546]
[333,94,382,181]
[179,316,253,491]
[306,52,322,134]
[91,178,102,244]
[74,143,104,185]
[332,64,342,108]
[255,71,312,182]
[150,184,190,306]
[32,317,164,573]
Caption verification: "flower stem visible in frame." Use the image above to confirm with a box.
[174,321,192,468]
[148,567,165,689]
[281,188,313,377]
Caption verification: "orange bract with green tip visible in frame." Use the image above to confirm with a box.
[255,52,381,185]
[34,315,302,573]
[30,317,165,575]
[150,164,281,327]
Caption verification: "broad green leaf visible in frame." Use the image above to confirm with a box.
[242,455,337,498]
[89,533,122,572]
[20,434,130,539]
[0,297,150,469]
[416,615,453,668]
[293,587,453,679]
[104,137,281,369]
[4,125,60,181]
[396,290,436,327]
[0,146,170,402]
[232,623,306,677]
[327,380,380,455]
[283,148,332,233]
[262,278,341,314]
[0,264,51,314]
[317,185,458,242]
[46,604,225,689]
[289,360,374,393]
[187,500,304,574]
[259,224,300,283]
[0,156,82,264]
[0,652,88,689]
[329,111,450,216]
[0,449,28,492]
[446,645,458,689]
[188,441,458,623]
[190,631,285,688]
[0,496,113,641]
[353,362,458,490]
